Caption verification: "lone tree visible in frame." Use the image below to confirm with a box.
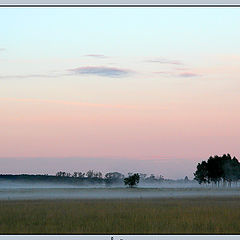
[124,173,140,188]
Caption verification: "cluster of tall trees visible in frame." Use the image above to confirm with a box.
[194,154,240,187]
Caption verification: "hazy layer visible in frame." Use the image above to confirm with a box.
[1,182,240,200]
[0,180,202,189]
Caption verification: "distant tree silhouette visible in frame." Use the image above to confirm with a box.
[194,161,209,184]
[222,155,240,187]
[194,154,240,187]
[56,171,71,177]
[124,173,140,188]
[77,172,85,178]
[56,171,65,177]
[158,175,164,181]
[66,172,71,177]
[93,171,103,179]
[139,173,147,180]
[105,172,124,185]
[145,174,156,183]
[86,170,94,178]
[72,172,78,178]
[184,176,189,182]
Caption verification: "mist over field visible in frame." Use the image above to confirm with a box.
[2,187,240,201]
[1,179,240,201]
[0,180,199,189]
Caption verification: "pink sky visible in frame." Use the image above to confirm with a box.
[1,88,239,179]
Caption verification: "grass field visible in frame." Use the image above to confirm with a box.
[1,197,240,234]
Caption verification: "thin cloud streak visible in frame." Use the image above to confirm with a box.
[0,74,59,79]
[0,65,133,79]
[147,58,184,65]
[85,54,107,58]
[178,72,201,78]
[69,66,132,78]
[155,71,201,78]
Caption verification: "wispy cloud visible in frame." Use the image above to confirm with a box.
[147,58,183,65]
[69,66,131,78]
[178,72,200,78]
[0,65,132,79]
[155,71,201,78]
[85,54,107,58]
[0,74,58,79]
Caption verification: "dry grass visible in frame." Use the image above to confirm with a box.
[0,197,240,234]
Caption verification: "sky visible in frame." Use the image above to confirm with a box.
[0,7,240,179]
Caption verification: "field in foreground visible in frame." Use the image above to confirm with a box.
[1,197,240,234]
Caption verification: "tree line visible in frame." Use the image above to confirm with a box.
[194,153,240,187]
[55,170,164,186]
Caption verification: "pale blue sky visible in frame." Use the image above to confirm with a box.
[1,8,240,60]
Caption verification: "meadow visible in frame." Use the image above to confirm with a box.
[1,196,240,234]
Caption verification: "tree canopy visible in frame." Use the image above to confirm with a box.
[124,173,140,188]
[194,154,240,186]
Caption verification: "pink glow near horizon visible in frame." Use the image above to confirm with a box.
[1,95,239,162]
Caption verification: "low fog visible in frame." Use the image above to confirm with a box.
[0,179,202,189]
[1,180,240,201]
